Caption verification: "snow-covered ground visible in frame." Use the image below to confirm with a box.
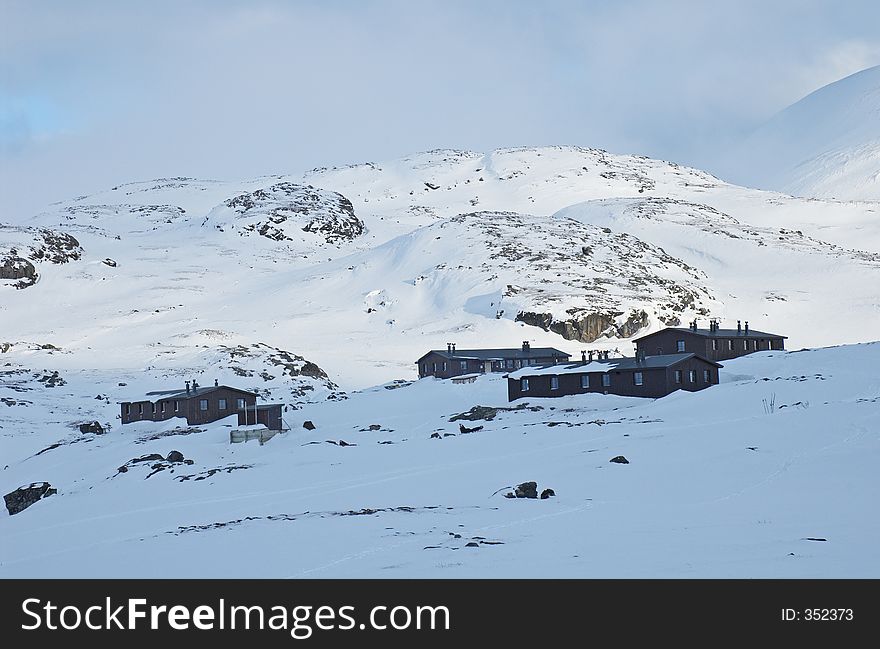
[1,343,878,577]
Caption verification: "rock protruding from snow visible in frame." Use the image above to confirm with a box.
[0,225,83,290]
[303,420,316,430]
[4,482,57,515]
[214,182,365,245]
[610,455,630,464]
[540,488,556,499]
[514,481,538,499]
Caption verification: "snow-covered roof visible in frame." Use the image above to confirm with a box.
[634,327,786,341]
[508,353,720,379]
[417,347,570,363]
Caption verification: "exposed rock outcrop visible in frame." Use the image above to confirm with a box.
[5,482,57,515]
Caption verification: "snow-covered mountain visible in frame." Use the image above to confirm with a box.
[3,146,879,389]
[718,65,880,200]
[2,145,878,577]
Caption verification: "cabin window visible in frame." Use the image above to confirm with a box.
[174,400,179,412]
[432,362,437,373]
[689,370,697,383]
[442,362,447,371]
[151,403,156,414]
[674,370,682,384]
[460,361,467,371]
[703,369,710,383]
[125,404,131,415]
[580,375,589,389]
[160,402,166,413]
[676,340,685,352]
[550,376,559,390]
[743,340,748,350]
[712,339,719,351]
[728,340,734,351]
[521,378,529,392]
[237,398,246,410]
[601,374,610,387]
[199,399,208,411]
[634,372,643,386]
[506,359,514,369]
[219,398,227,410]
[137,403,143,415]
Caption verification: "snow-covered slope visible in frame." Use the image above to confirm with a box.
[718,65,880,200]
[3,145,879,389]
[2,144,878,577]
[2,343,878,577]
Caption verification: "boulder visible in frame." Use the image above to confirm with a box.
[610,455,629,464]
[166,451,185,463]
[430,432,441,439]
[5,482,57,515]
[79,421,105,434]
[514,481,538,499]
[303,420,316,430]
[540,488,556,499]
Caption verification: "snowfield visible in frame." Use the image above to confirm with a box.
[1,343,878,577]
[1,143,878,577]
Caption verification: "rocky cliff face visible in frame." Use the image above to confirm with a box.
[516,308,653,343]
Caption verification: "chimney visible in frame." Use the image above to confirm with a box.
[744,321,749,335]
[737,320,742,335]
[581,350,587,363]
[447,342,452,352]
[214,378,219,387]
[185,380,190,394]
[522,341,530,352]
[192,379,198,389]
[588,350,594,362]
[452,343,456,352]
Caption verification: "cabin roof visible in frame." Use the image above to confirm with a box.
[634,327,786,341]
[417,347,570,363]
[508,353,721,378]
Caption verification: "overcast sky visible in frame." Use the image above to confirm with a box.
[2,0,879,216]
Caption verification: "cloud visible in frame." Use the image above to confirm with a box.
[1,0,878,217]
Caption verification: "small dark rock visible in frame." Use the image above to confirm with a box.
[303,420,316,430]
[465,542,479,548]
[338,440,355,447]
[430,432,441,439]
[367,424,381,431]
[102,258,118,267]
[610,455,629,464]
[503,492,515,498]
[118,382,127,386]
[79,421,105,434]
[459,423,484,434]
[540,488,556,499]
[514,481,538,499]
[4,482,57,515]
[166,450,185,463]
[117,465,128,473]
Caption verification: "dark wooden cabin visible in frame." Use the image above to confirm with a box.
[238,404,284,431]
[634,320,786,363]
[120,380,282,429]
[507,352,721,401]
[417,341,570,379]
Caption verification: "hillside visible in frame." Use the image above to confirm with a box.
[1,342,878,577]
[718,65,880,200]
[2,145,879,577]
[3,146,879,390]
